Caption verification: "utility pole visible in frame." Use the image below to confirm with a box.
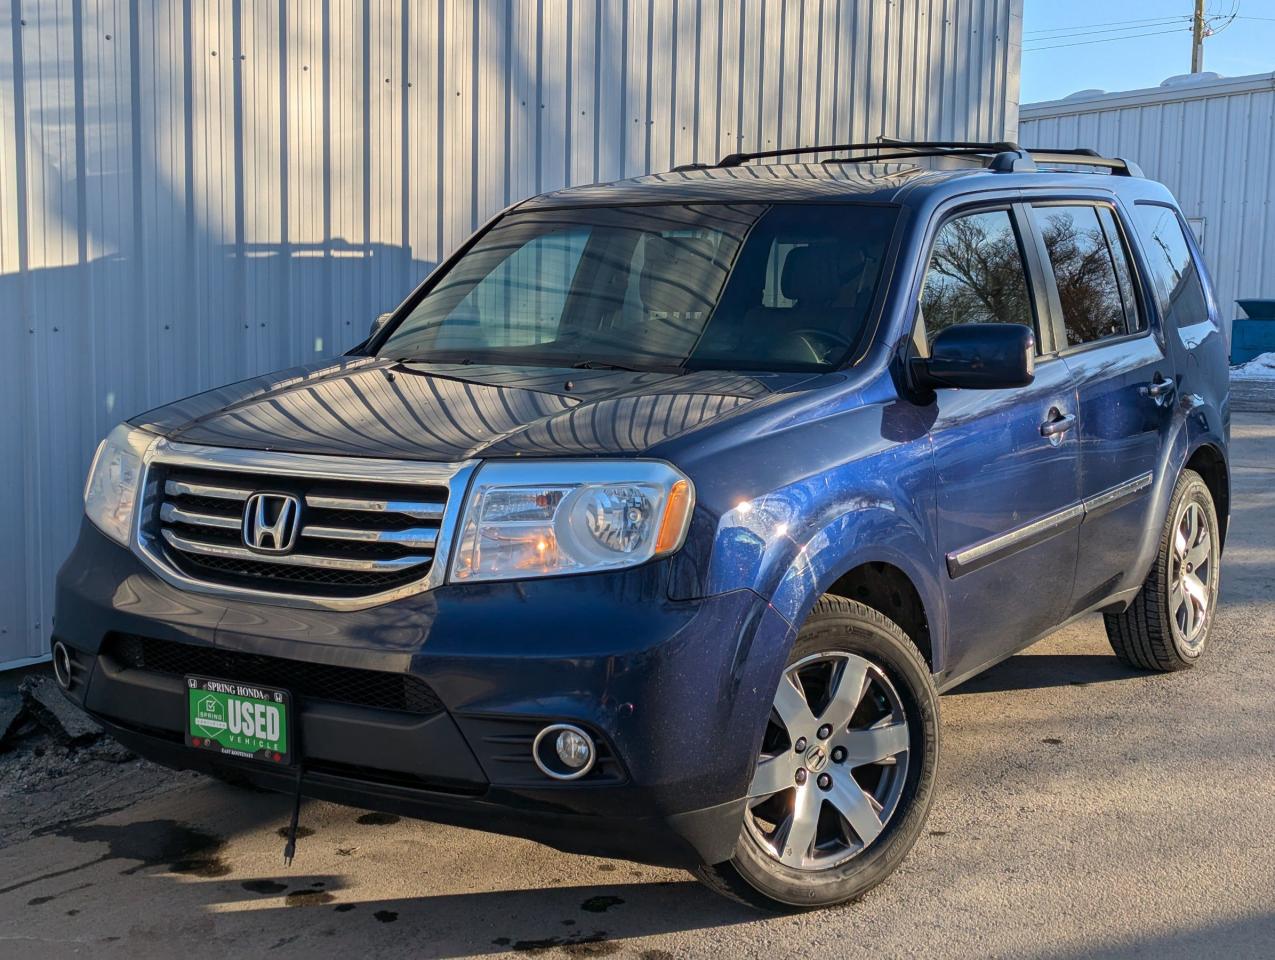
[1191,0,1206,73]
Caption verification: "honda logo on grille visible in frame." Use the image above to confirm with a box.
[242,493,301,554]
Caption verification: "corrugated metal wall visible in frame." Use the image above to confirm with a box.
[1020,72,1275,329]
[0,0,1021,668]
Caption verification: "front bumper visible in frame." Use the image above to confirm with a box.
[53,520,796,868]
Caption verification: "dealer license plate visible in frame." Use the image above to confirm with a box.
[185,675,293,766]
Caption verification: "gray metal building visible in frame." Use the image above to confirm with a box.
[0,0,1022,668]
[1020,71,1275,328]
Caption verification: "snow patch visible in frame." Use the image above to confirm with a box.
[1232,352,1275,382]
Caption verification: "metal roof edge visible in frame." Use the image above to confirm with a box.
[1021,71,1275,119]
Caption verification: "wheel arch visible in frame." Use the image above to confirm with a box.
[823,562,934,671]
[767,516,946,676]
[1184,441,1229,548]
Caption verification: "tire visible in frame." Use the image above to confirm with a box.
[1104,468,1221,672]
[695,595,940,911]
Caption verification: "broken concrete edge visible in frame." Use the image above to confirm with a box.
[2,676,132,761]
[20,675,103,744]
[0,698,26,751]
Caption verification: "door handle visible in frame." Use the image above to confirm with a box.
[1039,411,1076,439]
[1141,376,1176,399]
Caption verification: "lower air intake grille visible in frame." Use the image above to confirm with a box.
[106,634,445,716]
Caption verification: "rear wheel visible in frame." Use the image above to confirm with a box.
[696,596,939,911]
[1104,469,1221,671]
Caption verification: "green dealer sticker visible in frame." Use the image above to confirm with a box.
[185,675,293,766]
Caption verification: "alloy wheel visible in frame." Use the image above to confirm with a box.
[1170,500,1214,649]
[745,651,910,871]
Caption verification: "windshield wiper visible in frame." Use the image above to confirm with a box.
[570,358,690,374]
[570,359,643,372]
[388,355,684,374]
[387,357,475,369]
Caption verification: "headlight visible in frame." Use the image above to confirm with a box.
[83,423,158,546]
[449,461,694,583]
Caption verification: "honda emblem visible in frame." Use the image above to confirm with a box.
[242,493,301,554]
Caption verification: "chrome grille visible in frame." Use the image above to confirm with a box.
[151,464,451,600]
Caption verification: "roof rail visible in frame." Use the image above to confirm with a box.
[716,140,1023,167]
[1025,148,1144,177]
[708,139,1143,177]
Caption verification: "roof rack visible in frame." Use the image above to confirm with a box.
[1025,148,1144,177]
[716,140,1020,167]
[709,139,1143,177]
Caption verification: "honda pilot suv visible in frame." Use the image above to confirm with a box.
[53,141,1230,910]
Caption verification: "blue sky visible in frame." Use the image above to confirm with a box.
[1021,1,1275,104]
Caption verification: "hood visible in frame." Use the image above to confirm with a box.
[131,357,811,461]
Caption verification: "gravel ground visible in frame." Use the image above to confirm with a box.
[0,713,191,850]
[0,414,1271,959]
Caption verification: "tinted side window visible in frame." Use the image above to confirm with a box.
[1097,207,1144,333]
[1033,205,1127,347]
[920,210,1035,345]
[1132,204,1209,329]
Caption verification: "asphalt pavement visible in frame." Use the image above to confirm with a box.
[1,414,1272,959]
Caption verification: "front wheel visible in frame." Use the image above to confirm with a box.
[696,596,940,911]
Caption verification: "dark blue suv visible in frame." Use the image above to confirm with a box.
[53,142,1230,910]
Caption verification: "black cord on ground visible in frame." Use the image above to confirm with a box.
[282,766,304,866]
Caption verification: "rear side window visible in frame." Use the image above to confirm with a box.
[920,209,1036,346]
[1032,204,1136,347]
[1096,207,1144,334]
[1132,204,1209,330]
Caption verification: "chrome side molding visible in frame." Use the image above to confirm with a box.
[947,504,1085,579]
[947,472,1155,579]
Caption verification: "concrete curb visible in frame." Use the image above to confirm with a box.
[1232,379,1275,413]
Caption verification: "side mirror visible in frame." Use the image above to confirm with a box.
[911,323,1035,390]
[369,312,393,339]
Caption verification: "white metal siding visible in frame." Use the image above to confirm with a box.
[1020,72,1275,327]
[0,0,1020,668]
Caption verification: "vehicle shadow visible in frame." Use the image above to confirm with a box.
[0,780,763,956]
[949,652,1145,695]
[212,877,760,957]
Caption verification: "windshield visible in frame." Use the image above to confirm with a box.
[377,202,898,373]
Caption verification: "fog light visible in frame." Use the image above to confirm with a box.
[52,641,74,690]
[532,723,597,780]
[555,729,591,769]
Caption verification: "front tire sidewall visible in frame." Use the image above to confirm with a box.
[728,599,940,909]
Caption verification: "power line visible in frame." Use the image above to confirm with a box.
[1023,27,1190,53]
[1201,0,1240,37]
[1023,18,1191,45]
[1024,14,1191,36]
[1203,14,1239,37]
